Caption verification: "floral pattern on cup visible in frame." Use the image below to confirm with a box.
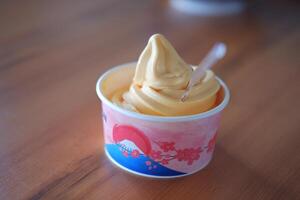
[113,124,217,169]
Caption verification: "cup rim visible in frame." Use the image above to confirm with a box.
[96,62,230,122]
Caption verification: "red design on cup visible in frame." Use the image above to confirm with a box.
[131,150,140,158]
[207,132,217,153]
[150,150,162,161]
[161,159,169,165]
[112,124,218,170]
[156,141,175,152]
[145,161,152,166]
[176,148,202,165]
[122,151,128,157]
[113,125,152,155]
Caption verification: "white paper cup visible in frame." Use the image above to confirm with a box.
[96,62,230,178]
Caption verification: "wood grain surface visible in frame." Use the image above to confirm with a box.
[1,0,300,199]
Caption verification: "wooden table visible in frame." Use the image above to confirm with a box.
[1,1,299,199]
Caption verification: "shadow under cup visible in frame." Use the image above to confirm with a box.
[96,62,230,178]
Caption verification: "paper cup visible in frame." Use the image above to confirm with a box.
[96,62,230,178]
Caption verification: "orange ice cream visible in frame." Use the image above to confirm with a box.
[111,34,220,116]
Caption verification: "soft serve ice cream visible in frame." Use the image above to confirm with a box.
[111,34,220,116]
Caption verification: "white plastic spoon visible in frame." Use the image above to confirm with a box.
[181,42,227,102]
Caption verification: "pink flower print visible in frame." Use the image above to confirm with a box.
[186,148,201,165]
[161,159,169,165]
[160,142,175,152]
[145,161,152,166]
[150,150,162,161]
[176,149,186,161]
[122,151,128,157]
[207,133,217,153]
[131,150,140,158]
[176,148,201,165]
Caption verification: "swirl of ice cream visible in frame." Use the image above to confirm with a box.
[111,34,220,116]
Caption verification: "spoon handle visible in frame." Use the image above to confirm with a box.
[181,43,226,102]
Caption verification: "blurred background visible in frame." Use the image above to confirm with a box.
[1,0,299,71]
